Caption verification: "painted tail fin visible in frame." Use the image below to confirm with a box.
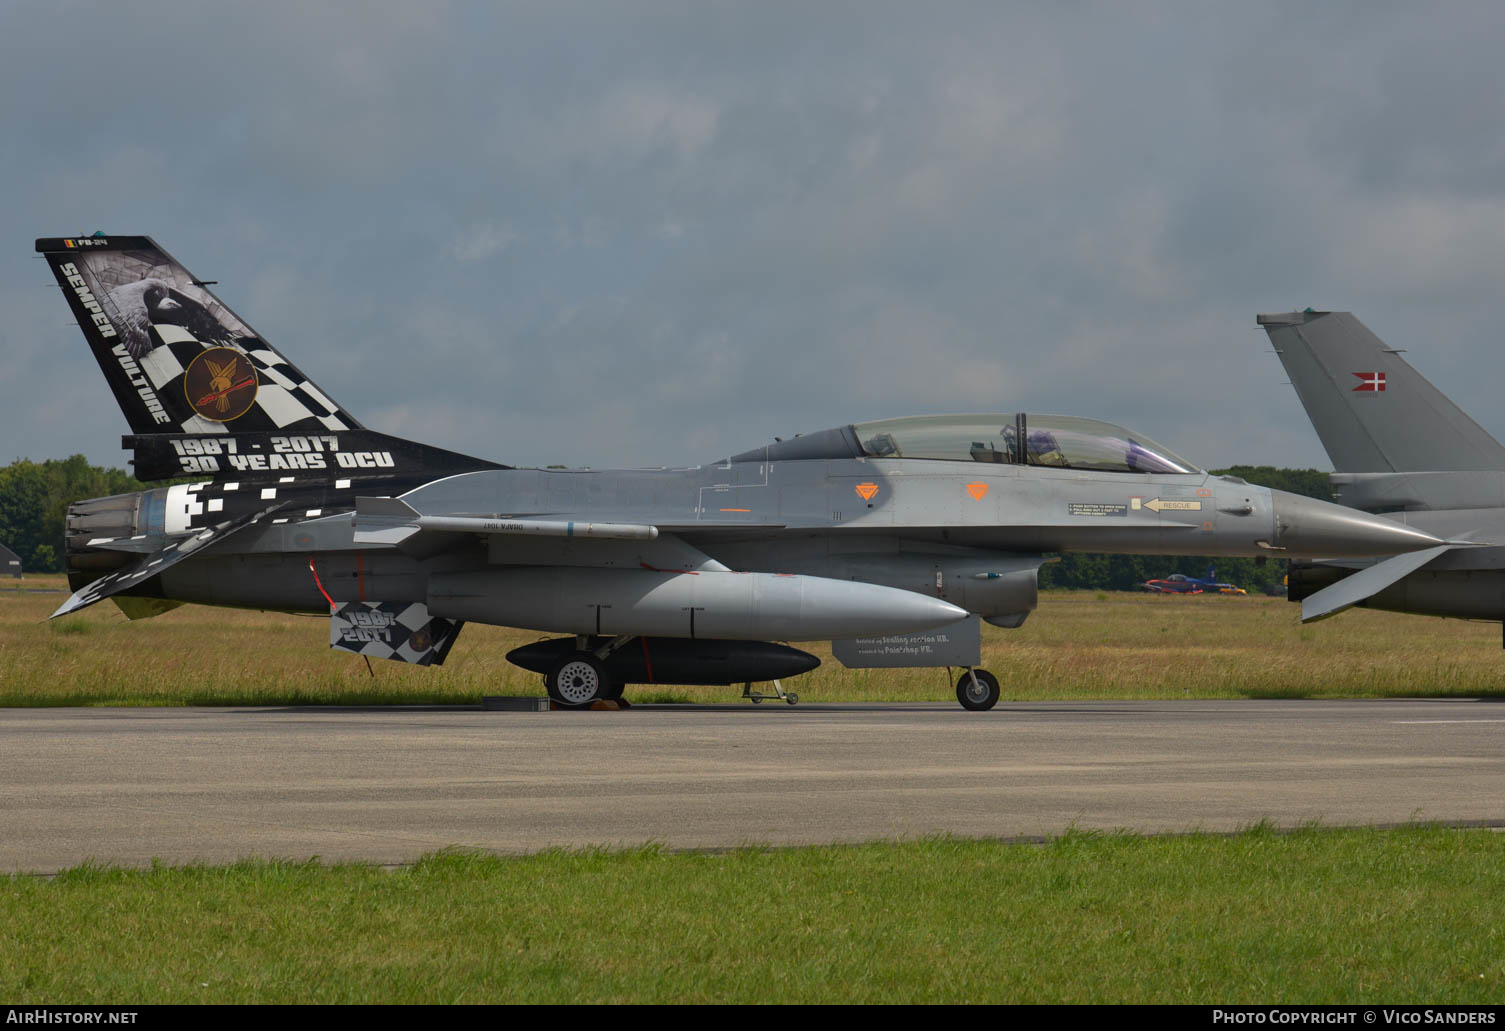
[40,234,502,482]
[38,234,360,437]
[1258,310,1505,473]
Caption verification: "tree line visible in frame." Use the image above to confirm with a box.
[0,456,1330,590]
[0,456,154,572]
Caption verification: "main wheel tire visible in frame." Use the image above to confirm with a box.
[546,653,613,707]
[956,668,1000,711]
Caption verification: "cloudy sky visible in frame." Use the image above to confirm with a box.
[4,2,1505,473]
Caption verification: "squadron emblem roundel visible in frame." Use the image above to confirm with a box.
[184,347,258,422]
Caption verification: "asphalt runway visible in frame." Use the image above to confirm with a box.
[4,699,1503,873]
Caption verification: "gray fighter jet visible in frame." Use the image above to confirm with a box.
[37,235,1446,710]
[1259,310,1501,625]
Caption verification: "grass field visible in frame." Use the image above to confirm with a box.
[6,579,1502,1004]
[3,573,1502,705]
[3,827,1501,1004]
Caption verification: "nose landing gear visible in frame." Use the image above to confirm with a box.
[955,668,1000,711]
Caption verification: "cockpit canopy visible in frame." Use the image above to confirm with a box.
[730,413,1198,474]
[854,414,1198,473]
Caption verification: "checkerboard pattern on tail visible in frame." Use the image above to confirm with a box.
[36,236,360,437]
[140,329,352,434]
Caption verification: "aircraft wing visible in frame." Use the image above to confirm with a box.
[1298,544,1455,623]
[52,503,285,618]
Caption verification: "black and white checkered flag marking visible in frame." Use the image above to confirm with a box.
[142,325,352,434]
[330,601,464,666]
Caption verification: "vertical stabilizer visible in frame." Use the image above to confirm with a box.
[1258,311,1505,473]
[38,235,361,437]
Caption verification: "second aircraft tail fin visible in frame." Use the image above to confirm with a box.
[1258,310,1505,473]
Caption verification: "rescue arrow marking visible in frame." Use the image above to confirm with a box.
[1136,498,1202,513]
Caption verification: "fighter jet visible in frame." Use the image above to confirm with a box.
[1142,566,1246,595]
[36,235,1447,710]
[1259,310,1501,625]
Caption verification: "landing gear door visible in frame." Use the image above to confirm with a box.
[831,616,981,669]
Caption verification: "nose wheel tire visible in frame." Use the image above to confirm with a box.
[956,668,1000,711]
[546,653,614,707]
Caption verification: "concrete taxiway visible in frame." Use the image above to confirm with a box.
[3,699,1502,872]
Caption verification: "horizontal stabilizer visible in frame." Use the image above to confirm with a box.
[1300,544,1453,623]
[330,601,463,666]
[52,503,282,618]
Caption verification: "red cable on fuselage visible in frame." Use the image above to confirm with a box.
[308,556,335,611]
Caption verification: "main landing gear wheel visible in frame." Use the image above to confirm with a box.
[956,668,1000,712]
[546,653,614,707]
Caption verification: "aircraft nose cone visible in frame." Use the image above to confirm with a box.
[1270,492,1444,557]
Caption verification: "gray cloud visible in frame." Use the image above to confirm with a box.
[5,2,1505,474]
